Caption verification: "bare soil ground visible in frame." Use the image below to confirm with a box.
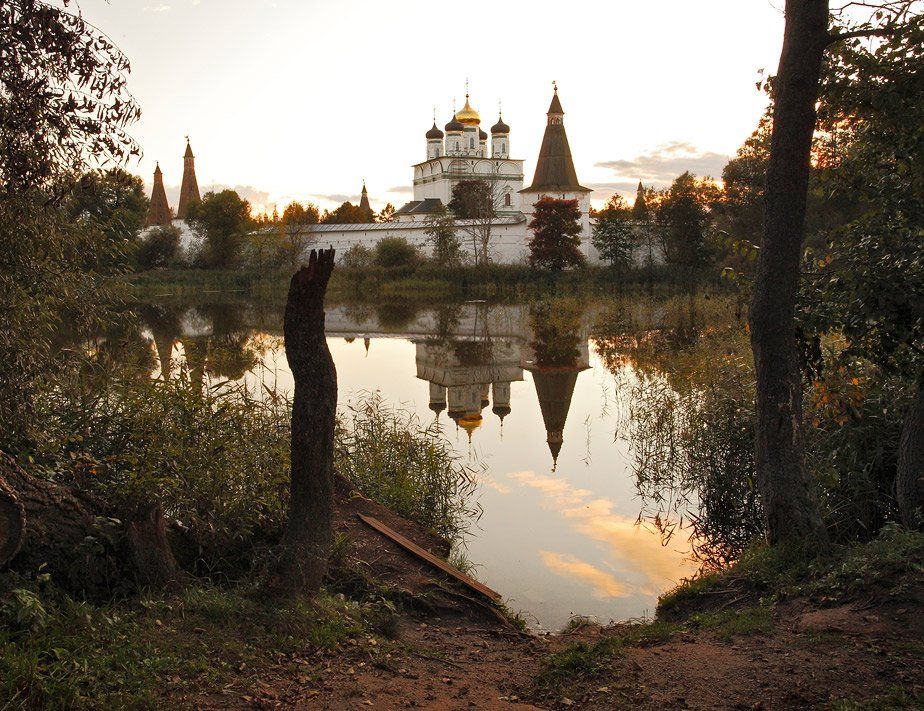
[187,483,923,710]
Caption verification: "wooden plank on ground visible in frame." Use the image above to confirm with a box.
[356,513,502,603]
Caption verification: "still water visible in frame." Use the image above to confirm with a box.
[138,296,699,631]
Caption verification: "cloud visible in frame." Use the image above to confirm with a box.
[596,141,731,187]
[144,4,171,12]
[308,193,357,204]
[539,551,630,599]
[507,470,695,596]
[386,185,413,195]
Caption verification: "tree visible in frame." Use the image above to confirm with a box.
[376,203,396,222]
[1,0,142,452]
[137,225,181,270]
[800,9,924,528]
[448,178,501,266]
[276,249,337,592]
[187,190,251,268]
[373,236,419,268]
[632,182,659,271]
[321,201,373,224]
[592,194,637,271]
[527,197,585,271]
[277,200,319,270]
[67,168,149,267]
[747,0,915,545]
[654,172,718,268]
[424,203,463,267]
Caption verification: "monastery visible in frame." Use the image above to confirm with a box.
[146,85,602,264]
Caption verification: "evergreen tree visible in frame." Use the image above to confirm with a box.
[631,181,650,221]
[527,197,585,271]
[424,204,463,267]
[592,194,637,270]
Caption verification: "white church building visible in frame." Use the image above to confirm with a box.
[308,85,599,264]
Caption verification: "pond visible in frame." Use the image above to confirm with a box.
[128,292,726,631]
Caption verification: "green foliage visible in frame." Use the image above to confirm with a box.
[0,2,141,196]
[335,393,480,539]
[591,194,637,270]
[136,224,181,270]
[686,603,773,641]
[653,172,718,268]
[0,581,365,709]
[373,236,419,269]
[321,201,373,224]
[67,168,149,268]
[527,197,585,271]
[448,180,493,220]
[534,637,622,690]
[274,200,320,269]
[187,190,252,268]
[424,204,464,267]
[42,373,291,575]
[658,524,924,619]
[340,243,374,270]
[826,689,924,711]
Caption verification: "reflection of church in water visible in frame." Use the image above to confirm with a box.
[413,311,590,467]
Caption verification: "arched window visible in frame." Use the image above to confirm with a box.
[502,141,506,154]
[504,193,511,207]
[469,138,474,149]
[455,141,459,152]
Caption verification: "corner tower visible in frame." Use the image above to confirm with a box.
[177,138,200,220]
[146,162,172,226]
[519,84,593,255]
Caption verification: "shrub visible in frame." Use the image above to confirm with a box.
[340,243,373,269]
[136,225,181,269]
[373,237,419,269]
[335,393,480,539]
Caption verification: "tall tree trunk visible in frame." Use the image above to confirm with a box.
[896,371,924,529]
[275,248,337,592]
[748,0,830,546]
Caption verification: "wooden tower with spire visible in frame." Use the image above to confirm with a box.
[177,138,200,219]
[146,162,172,226]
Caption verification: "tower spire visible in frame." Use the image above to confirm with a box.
[177,136,201,219]
[146,161,172,226]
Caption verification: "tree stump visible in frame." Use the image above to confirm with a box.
[0,451,183,594]
[274,248,337,593]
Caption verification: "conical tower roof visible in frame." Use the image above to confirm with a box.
[359,182,371,212]
[529,368,580,465]
[521,86,590,194]
[177,138,200,219]
[146,163,172,226]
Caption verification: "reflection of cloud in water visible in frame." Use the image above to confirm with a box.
[508,470,591,507]
[539,551,630,599]
[509,470,694,596]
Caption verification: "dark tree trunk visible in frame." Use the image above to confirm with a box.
[896,372,924,529]
[748,0,830,546]
[275,248,337,592]
[0,452,183,593]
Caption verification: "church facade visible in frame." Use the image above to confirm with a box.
[309,85,600,265]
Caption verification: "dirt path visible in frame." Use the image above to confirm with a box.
[188,483,923,709]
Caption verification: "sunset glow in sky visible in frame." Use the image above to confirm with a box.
[80,0,788,213]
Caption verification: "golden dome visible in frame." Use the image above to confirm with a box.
[456,94,480,126]
[459,412,483,438]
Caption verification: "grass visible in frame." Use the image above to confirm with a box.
[686,603,774,641]
[534,619,679,690]
[657,524,924,620]
[128,263,726,303]
[826,688,924,710]
[0,582,366,709]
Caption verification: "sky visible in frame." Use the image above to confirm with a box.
[77,0,788,214]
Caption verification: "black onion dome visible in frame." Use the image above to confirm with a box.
[479,128,488,140]
[445,114,464,132]
[491,115,510,134]
[426,122,444,139]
